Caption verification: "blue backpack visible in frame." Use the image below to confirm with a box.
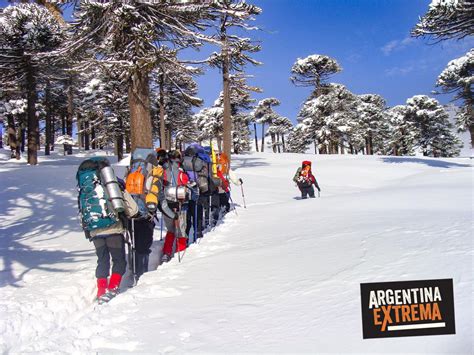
[76,157,118,233]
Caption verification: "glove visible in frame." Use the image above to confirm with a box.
[238,178,243,185]
[317,187,321,192]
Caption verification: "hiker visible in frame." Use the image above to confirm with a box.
[125,148,160,281]
[158,150,190,262]
[216,153,243,214]
[293,160,321,199]
[76,157,138,303]
[182,144,211,242]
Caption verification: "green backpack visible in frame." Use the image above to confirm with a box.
[76,157,118,233]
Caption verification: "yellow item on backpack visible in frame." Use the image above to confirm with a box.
[145,165,163,211]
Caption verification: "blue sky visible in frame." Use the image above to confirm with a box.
[1,0,472,125]
[195,0,473,123]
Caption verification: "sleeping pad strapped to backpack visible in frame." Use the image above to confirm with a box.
[76,157,118,233]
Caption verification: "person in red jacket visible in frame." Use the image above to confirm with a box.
[293,160,320,199]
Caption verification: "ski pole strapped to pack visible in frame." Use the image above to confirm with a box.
[76,157,124,232]
[125,148,157,217]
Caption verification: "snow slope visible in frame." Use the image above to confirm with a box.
[0,149,472,354]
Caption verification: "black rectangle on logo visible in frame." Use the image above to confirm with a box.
[360,279,455,339]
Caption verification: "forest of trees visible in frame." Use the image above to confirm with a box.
[0,0,471,165]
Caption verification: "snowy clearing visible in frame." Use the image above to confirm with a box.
[0,149,472,354]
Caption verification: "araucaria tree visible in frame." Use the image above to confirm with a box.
[405,95,462,157]
[209,0,261,161]
[290,54,342,96]
[0,3,63,165]
[436,49,473,146]
[65,1,215,151]
[253,97,280,152]
[412,0,474,40]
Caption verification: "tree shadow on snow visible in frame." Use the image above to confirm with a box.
[231,156,269,171]
[0,166,94,288]
[380,157,471,169]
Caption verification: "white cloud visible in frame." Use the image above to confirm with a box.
[381,37,415,55]
[385,65,415,77]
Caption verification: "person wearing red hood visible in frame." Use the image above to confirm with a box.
[293,160,321,199]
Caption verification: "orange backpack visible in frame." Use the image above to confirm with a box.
[125,166,145,194]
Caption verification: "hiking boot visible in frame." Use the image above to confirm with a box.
[96,278,108,299]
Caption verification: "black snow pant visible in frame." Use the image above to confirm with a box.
[300,185,315,199]
[93,234,126,279]
[210,192,221,227]
[186,198,204,242]
[128,218,155,278]
[219,192,231,213]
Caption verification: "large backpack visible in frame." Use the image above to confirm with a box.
[183,144,213,194]
[76,157,118,232]
[125,148,156,217]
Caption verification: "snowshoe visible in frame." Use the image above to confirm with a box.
[97,289,119,305]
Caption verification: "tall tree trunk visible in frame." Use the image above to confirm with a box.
[276,133,281,153]
[261,123,265,152]
[7,114,20,160]
[314,139,318,154]
[77,113,83,149]
[128,70,153,151]
[221,16,232,162]
[45,83,51,156]
[340,138,345,154]
[26,67,38,165]
[116,115,124,161]
[253,122,259,152]
[270,132,276,153]
[20,126,26,153]
[51,116,55,151]
[282,134,286,152]
[66,79,74,155]
[217,136,222,152]
[61,115,66,135]
[84,119,90,151]
[125,131,131,153]
[0,123,3,149]
[159,72,167,149]
[91,121,96,150]
[349,143,354,154]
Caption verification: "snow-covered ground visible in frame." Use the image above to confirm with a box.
[0,149,472,354]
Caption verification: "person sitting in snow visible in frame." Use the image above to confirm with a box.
[293,160,320,199]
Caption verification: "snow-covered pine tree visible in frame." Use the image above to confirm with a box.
[195,106,224,147]
[0,3,64,165]
[412,0,474,40]
[356,94,387,155]
[436,49,473,147]
[290,54,342,96]
[253,98,280,152]
[213,74,262,153]
[298,83,358,154]
[384,105,417,156]
[406,95,462,157]
[0,98,27,159]
[65,1,217,151]
[266,115,293,153]
[151,53,202,150]
[208,0,262,161]
[286,124,311,153]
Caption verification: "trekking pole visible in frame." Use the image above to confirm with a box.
[228,193,238,216]
[240,182,247,209]
[194,199,198,244]
[160,213,163,241]
[131,218,137,286]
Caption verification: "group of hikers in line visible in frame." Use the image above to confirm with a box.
[76,144,321,303]
[76,144,243,303]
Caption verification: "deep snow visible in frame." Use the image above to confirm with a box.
[0,149,472,354]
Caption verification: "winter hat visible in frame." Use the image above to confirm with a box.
[302,160,312,167]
